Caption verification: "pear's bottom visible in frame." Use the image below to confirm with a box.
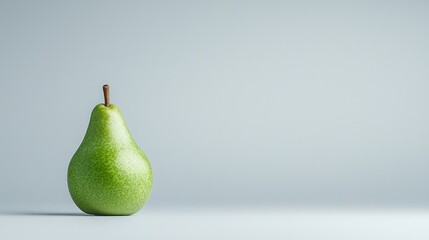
[79,207,141,216]
[86,212,135,216]
[68,176,152,216]
[69,190,151,216]
[71,198,149,216]
[67,153,153,216]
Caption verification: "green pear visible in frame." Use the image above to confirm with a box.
[67,84,152,216]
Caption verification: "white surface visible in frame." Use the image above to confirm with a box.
[1,207,429,240]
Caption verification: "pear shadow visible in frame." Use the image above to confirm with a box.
[0,211,89,216]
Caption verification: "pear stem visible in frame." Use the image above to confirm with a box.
[103,84,110,107]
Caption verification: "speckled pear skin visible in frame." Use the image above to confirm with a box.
[67,103,152,216]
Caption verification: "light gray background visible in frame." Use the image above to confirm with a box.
[1,0,429,210]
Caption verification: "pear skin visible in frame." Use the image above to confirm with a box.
[67,85,152,216]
